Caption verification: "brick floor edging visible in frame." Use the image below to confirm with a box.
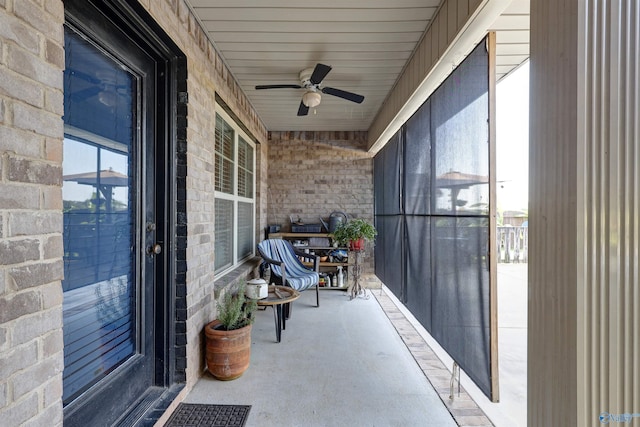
[373,288,494,427]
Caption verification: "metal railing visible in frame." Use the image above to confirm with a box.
[496,226,528,263]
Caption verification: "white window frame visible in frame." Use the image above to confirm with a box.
[214,106,256,274]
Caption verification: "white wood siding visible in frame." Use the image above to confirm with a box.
[529,0,640,425]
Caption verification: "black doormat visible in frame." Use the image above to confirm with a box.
[164,403,251,427]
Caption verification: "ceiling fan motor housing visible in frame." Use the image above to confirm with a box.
[299,67,322,107]
[299,68,315,88]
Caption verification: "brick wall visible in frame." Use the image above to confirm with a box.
[0,0,65,425]
[267,131,376,276]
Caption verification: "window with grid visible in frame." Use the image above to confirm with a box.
[214,109,255,272]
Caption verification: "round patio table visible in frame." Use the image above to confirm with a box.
[255,285,300,343]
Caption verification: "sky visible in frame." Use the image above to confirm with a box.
[496,61,529,212]
[63,138,129,204]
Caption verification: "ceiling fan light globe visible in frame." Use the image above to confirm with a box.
[98,90,117,107]
[302,91,321,108]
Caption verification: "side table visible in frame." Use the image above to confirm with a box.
[255,285,300,342]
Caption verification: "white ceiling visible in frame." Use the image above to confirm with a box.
[186,0,529,132]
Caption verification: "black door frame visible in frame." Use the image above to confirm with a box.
[63,1,187,425]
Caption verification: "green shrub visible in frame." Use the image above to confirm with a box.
[216,283,257,330]
[332,218,377,247]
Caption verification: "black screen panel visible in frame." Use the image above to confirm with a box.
[430,217,491,394]
[432,44,489,217]
[374,215,404,299]
[404,216,432,330]
[374,132,402,216]
[373,38,494,399]
[404,99,431,215]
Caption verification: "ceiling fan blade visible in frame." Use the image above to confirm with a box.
[68,69,101,85]
[70,86,101,101]
[310,63,332,85]
[255,84,302,90]
[321,87,365,104]
[297,101,309,116]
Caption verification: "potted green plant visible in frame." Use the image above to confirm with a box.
[332,218,377,251]
[204,282,257,380]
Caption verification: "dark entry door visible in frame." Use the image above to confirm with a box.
[62,6,163,425]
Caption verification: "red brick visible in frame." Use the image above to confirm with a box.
[0,125,43,158]
[45,38,64,69]
[14,0,62,41]
[7,44,62,89]
[1,391,38,426]
[8,156,61,186]
[8,260,63,290]
[0,238,40,265]
[0,67,44,108]
[13,101,63,138]
[0,291,41,324]
[0,184,40,209]
[0,12,39,54]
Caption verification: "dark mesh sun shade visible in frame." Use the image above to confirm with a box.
[374,39,493,398]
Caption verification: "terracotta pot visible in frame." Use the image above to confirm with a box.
[349,237,365,251]
[204,320,252,380]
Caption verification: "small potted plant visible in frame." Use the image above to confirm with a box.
[332,218,377,251]
[204,282,257,380]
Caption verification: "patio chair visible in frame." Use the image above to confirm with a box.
[257,239,320,308]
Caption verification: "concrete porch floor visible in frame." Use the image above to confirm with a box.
[175,264,527,427]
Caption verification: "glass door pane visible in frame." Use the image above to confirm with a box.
[62,27,136,404]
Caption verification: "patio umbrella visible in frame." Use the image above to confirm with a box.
[435,170,489,213]
[63,168,129,212]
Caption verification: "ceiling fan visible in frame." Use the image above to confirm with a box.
[255,63,365,116]
[68,69,131,107]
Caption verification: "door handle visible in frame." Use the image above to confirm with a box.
[147,243,162,256]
